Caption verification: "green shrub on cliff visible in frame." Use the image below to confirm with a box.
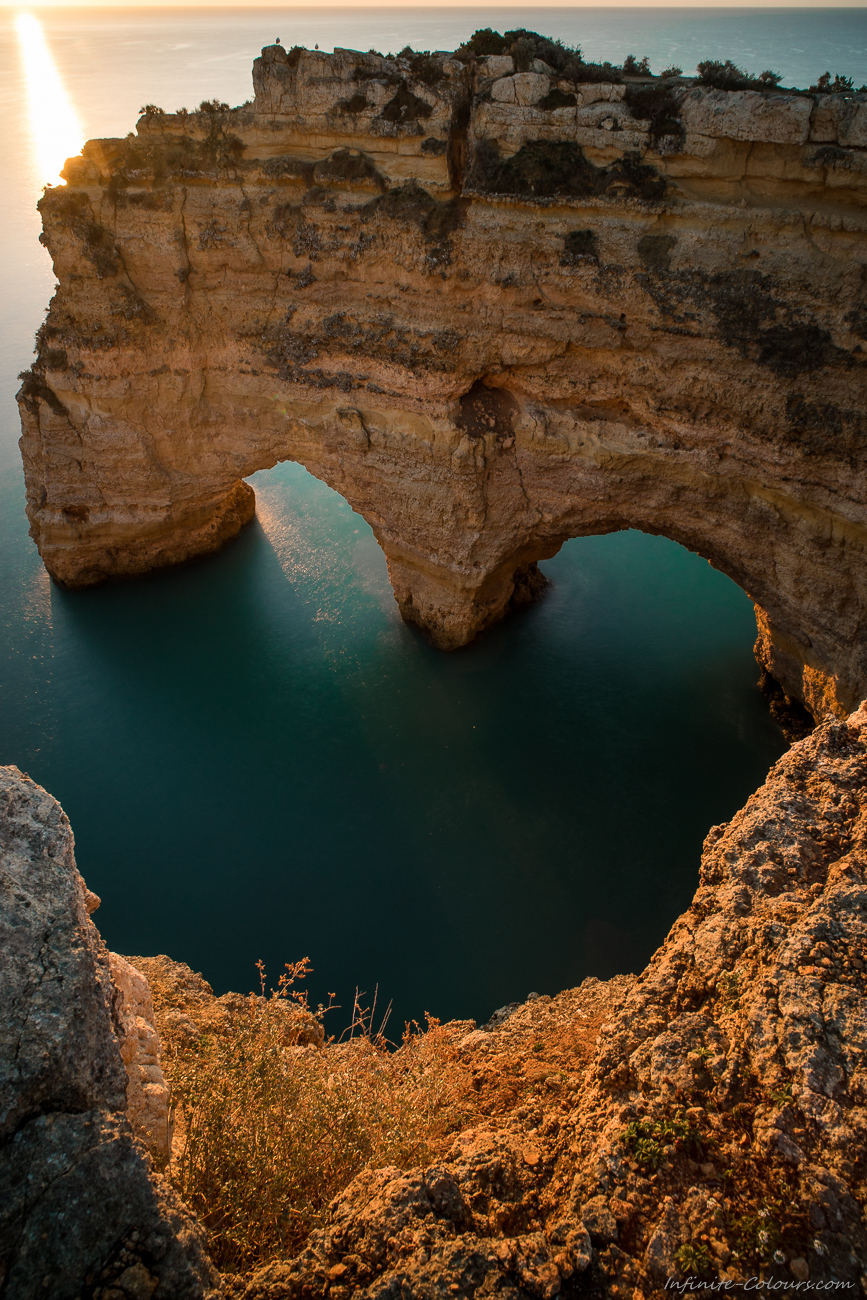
[454,27,622,83]
[696,60,782,91]
[165,962,475,1273]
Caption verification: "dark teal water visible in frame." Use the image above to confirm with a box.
[0,8,798,1032]
[0,451,785,1028]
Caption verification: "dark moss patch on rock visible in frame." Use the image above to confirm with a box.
[538,87,577,111]
[261,309,462,384]
[365,183,463,243]
[421,137,448,156]
[810,145,856,170]
[17,369,69,418]
[468,138,665,201]
[561,229,599,266]
[335,92,370,115]
[845,303,867,339]
[313,149,385,189]
[785,392,867,463]
[262,155,316,183]
[378,83,433,125]
[637,265,853,380]
[638,233,676,272]
[756,323,850,379]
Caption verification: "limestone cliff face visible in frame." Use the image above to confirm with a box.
[18,47,867,716]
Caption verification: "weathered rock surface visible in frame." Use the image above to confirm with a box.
[17,47,867,717]
[110,951,172,1161]
[205,706,865,1297]
[0,766,219,1299]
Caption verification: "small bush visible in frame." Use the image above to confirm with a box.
[660,65,683,78]
[166,961,476,1273]
[622,54,651,76]
[455,27,509,59]
[696,60,781,91]
[454,27,621,84]
[625,83,684,144]
[405,50,447,87]
[199,99,231,114]
[717,969,741,1008]
[620,1112,704,1172]
[810,71,855,93]
[140,104,165,117]
[675,1241,715,1278]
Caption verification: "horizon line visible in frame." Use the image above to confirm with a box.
[3,1,866,9]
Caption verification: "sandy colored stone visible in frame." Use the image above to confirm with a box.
[16,49,867,719]
[677,87,813,144]
[109,951,171,1161]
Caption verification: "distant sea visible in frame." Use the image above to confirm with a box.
[2,7,854,1030]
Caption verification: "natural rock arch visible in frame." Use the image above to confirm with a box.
[18,44,867,719]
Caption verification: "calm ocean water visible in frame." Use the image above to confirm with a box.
[5,5,853,1028]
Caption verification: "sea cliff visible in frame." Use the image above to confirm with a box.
[17,45,867,718]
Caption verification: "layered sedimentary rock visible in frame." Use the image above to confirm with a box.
[18,47,867,715]
[0,765,218,1299]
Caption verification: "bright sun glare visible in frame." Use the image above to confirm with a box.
[16,11,84,187]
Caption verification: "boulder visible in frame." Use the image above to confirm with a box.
[0,766,218,1299]
[678,88,813,144]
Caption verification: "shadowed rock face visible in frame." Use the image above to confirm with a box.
[18,46,867,717]
[0,766,219,1299]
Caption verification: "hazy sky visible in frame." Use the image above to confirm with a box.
[3,1,866,8]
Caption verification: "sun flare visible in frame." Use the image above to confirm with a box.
[15,11,84,187]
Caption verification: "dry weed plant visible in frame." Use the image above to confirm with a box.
[162,960,477,1274]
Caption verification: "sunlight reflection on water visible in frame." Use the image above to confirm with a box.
[15,12,83,188]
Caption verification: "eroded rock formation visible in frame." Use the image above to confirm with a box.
[0,765,219,1299]
[18,47,867,716]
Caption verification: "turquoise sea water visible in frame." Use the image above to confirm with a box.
[3,6,852,1028]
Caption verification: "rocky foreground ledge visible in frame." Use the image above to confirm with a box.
[2,707,866,1297]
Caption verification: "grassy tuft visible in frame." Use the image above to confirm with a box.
[160,961,476,1274]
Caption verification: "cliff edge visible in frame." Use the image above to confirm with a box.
[2,708,865,1295]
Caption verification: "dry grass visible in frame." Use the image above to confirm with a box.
[158,961,478,1274]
